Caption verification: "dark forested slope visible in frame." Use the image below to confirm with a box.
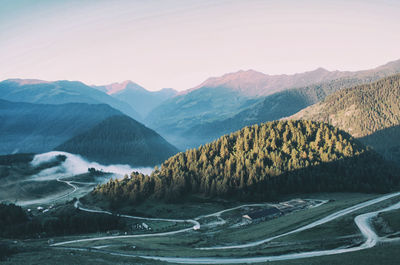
[56,115,179,166]
[0,100,122,154]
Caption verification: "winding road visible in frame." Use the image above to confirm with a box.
[51,191,400,264]
[54,178,78,202]
[52,199,322,246]
[140,198,400,264]
[51,200,200,247]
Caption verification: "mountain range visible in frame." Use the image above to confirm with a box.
[0,79,142,121]
[146,59,400,149]
[184,67,348,97]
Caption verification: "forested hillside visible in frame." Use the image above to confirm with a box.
[290,74,400,163]
[0,203,125,239]
[56,115,179,166]
[92,120,399,204]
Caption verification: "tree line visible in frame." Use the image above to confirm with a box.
[0,202,126,239]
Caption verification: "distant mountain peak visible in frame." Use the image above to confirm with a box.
[235,69,266,75]
[159,87,176,92]
[5,78,49,85]
[99,80,145,95]
[157,87,178,97]
[312,67,329,73]
[203,69,267,83]
[374,58,400,71]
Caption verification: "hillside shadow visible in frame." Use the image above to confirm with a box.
[224,152,400,202]
[359,125,400,164]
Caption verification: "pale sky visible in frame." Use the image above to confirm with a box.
[0,0,399,91]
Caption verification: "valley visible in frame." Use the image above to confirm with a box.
[2,71,400,264]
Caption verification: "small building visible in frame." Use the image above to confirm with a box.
[142,222,149,230]
[108,230,120,236]
[278,205,295,214]
[287,199,307,208]
[242,207,282,222]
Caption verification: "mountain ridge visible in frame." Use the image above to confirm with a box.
[181,67,346,97]
[0,79,142,121]
[146,59,400,149]
[177,59,400,97]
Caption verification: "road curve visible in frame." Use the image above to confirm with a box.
[53,178,78,202]
[75,201,199,227]
[53,200,295,246]
[51,201,200,247]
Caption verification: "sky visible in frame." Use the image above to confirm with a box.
[0,0,399,91]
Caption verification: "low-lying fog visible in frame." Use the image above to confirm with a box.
[4,151,155,206]
[31,151,154,181]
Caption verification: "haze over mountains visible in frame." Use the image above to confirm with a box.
[0,99,121,154]
[0,98,178,166]
[2,58,400,167]
[0,79,142,121]
[93,81,177,117]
